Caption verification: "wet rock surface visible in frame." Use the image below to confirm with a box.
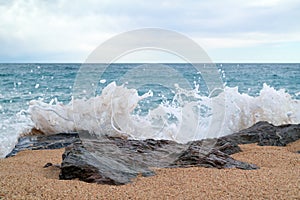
[5,132,80,158]
[220,121,300,146]
[171,139,255,170]
[59,121,300,185]
[6,121,300,185]
[59,135,255,185]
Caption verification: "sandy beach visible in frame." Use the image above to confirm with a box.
[0,142,299,200]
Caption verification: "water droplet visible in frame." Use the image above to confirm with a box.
[100,79,106,84]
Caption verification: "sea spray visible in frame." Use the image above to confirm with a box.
[1,63,299,159]
[26,82,300,144]
[0,110,33,158]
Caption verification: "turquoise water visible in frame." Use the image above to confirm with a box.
[1,63,299,113]
[221,63,300,97]
[0,63,299,157]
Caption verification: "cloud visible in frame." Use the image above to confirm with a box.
[0,0,128,61]
[0,0,300,62]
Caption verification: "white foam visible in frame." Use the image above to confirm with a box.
[1,81,300,158]
[221,84,300,135]
[25,82,300,144]
[0,111,33,158]
[100,79,106,84]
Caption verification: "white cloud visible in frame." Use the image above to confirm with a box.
[0,0,133,61]
[244,0,293,8]
[0,0,300,62]
[197,32,300,50]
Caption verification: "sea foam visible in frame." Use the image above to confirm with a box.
[26,82,300,144]
[1,82,299,158]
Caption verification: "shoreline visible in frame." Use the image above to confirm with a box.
[0,143,299,199]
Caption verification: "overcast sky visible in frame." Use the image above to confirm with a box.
[0,0,300,63]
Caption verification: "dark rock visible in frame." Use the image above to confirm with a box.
[214,138,242,155]
[43,162,61,168]
[59,132,257,185]
[60,143,153,185]
[221,121,300,146]
[5,132,80,158]
[6,121,300,185]
[172,139,256,170]
[172,146,257,170]
[59,134,181,185]
[59,122,300,185]
[43,163,53,168]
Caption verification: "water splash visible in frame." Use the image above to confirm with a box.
[26,82,300,143]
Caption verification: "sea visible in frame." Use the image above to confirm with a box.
[0,63,300,158]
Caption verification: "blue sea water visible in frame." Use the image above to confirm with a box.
[0,63,300,157]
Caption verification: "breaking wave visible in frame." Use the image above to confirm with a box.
[26,82,300,143]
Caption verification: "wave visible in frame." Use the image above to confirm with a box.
[25,82,300,144]
[0,111,33,158]
[1,81,299,158]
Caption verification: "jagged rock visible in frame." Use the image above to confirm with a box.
[172,146,256,170]
[59,143,154,185]
[59,134,182,185]
[6,121,300,185]
[5,132,80,158]
[43,163,53,168]
[221,121,300,146]
[59,122,300,185]
[172,139,256,169]
[59,133,257,185]
[214,138,242,155]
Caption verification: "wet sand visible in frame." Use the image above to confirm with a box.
[0,143,299,200]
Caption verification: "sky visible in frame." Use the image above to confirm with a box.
[0,0,300,63]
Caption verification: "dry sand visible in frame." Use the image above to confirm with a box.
[0,143,299,200]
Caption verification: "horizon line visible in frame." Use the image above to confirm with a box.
[1,62,300,64]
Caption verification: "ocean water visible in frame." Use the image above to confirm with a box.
[0,63,300,157]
